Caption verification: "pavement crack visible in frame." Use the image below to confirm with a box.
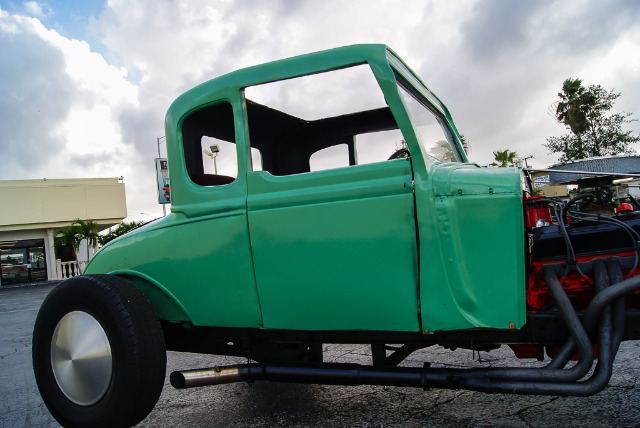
[513,396,560,427]
[0,348,18,360]
[607,383,636,390]
[433,390,467,408]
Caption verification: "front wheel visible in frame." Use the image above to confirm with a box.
[33,275,166,428]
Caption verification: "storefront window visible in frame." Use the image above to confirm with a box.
[0,239,47,285]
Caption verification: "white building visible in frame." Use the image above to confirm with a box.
[0,178,126,286]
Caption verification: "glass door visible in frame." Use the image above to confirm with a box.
[28,245,47,282]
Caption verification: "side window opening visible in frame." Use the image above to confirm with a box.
[250,147,263,172]
[200,137,237,178]
[182,102,238,186]
[355,129,406,165]
[244,64,406,177]
[309,144,350,172]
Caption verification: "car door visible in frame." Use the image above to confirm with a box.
[244,65,420,331]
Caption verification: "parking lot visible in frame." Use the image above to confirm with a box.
[2,283,639,427]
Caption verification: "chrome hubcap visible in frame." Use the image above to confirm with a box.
[50,311,113,406]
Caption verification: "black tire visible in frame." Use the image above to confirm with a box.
[33,275,166,428]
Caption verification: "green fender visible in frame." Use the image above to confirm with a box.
[112,271,191,322]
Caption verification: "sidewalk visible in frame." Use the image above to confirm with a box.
[0,280,61,291]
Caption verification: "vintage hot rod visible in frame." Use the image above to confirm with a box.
[33,44,640,427]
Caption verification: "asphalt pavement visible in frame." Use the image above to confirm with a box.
[1,283,639,427]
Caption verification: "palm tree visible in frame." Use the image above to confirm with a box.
[99,221,145,246]
[72,219,101,261]
[460,134,470,155]
[555,78,595,135]
[54,224,81,263]
[491,149,518,167]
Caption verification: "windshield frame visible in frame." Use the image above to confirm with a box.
[395,79,462,163]
[385,49,467,166]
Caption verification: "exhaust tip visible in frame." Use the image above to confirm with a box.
[169,366,245,389]
[170,371,187,389]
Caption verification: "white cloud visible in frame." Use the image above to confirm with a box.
[422,0,640,167]
[0,9,152,219]
[24,1,46,18]
[2,0,640,220]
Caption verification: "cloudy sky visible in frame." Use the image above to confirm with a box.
[1,0,640,221]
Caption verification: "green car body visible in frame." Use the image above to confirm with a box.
[36,45,640,428]
[86,44,525,335]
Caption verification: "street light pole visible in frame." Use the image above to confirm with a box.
[157,136,165,158]
[203,144,219,174]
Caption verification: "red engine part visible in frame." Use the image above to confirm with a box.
[526,251,640,311]
[523,196,638,310]
[519,256,623,361]
[523,195,552,229]
[517,195,640,361]
[615,202,634,213]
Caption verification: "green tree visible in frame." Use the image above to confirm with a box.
[491,149,518,167]
[460,134,470,156]
[54,224,81,262]
[98,221,145,246]
[555,78,594,135]
[73,219,100,261]
[545,78,639,162]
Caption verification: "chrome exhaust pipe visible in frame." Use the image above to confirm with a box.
[170,366,244,389]
[171,363,434,390]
